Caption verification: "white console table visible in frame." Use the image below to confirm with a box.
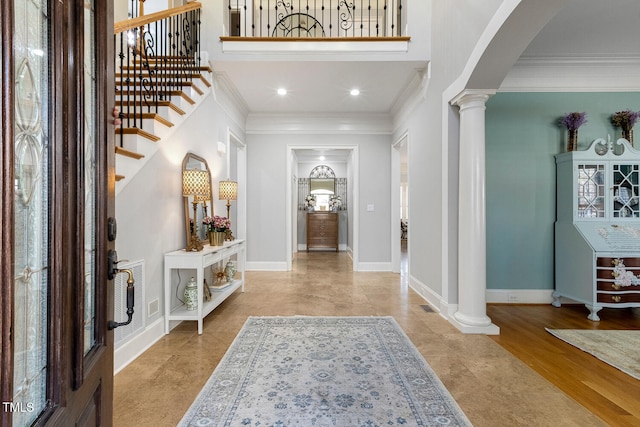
[164,239,245,334]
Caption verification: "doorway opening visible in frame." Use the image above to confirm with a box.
[286,145,359,271]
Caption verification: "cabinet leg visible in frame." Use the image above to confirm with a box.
[585,304,602,321]
[551,291,562,308]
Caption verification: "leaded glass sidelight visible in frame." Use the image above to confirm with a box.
[83,0,98,356]
[13,0,49,425]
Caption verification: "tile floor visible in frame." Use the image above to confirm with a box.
[114,251,605,427]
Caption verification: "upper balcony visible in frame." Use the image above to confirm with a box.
[216,0,414,56]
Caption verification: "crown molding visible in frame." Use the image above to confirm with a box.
[212,71,249,129]
[391,65,430,130]
[500,55,640,92]
[245,113,393,134]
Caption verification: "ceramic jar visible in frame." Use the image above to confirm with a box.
[184,276,198,310]
[224,261,236,283]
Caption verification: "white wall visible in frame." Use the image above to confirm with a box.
[391,0,504,310]
[115,94,245,330]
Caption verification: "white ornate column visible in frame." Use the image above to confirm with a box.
[450,90,499,335]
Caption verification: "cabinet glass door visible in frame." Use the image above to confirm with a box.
[612,163,639,218]
[577,164,605,218]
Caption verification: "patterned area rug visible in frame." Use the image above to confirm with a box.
[546,328,640,380]
[179,316,472,426]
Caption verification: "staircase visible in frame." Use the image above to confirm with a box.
[113,3,208,194]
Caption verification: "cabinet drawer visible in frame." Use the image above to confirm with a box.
[203,253,217,266]
[597,257,640,268]
[597,292,640,304]
[597,281,640,292]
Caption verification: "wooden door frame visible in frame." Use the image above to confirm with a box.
[1,0,16,420]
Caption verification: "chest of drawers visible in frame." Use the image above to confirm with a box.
[307,212,338,251]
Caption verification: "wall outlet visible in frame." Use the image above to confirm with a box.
[507,293,518,302]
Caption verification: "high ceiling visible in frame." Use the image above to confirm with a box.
[212,0,639,117]
[211,0,639,163]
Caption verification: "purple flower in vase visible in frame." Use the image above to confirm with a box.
[559,112,587,131]
[611,110,640,129]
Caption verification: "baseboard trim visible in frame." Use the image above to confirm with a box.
[408,274,453,320]
[246,261,288,271]
[114,317,164,375]
[486,289,555,304]
[356,261,392,272]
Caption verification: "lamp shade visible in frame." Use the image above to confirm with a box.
[182,168,209,197]
[219,180,238,201]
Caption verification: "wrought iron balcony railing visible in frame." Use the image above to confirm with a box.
[226,0,405,38]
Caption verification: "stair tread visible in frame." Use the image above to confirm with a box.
[117,112,175,127]
[122,64,212,73]
[115,146,145,159]
[115,89,195,105]
[115,80,204,96]
[119,127,162,142]
[116,100,187,115]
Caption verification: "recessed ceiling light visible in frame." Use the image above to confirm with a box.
[277,88,287,96]
[350,89,360,96]
[319,156,326,161]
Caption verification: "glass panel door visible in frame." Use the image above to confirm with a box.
[577,164,605,219]
[613,163,640,218]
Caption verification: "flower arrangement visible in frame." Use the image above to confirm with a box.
[202,216,213,232]
[559,112,587,151]
[559,112,588,131]
[329,195,342,209]
[612,258,640,287]
[304,194,316,208]
[611,110,640,129]
[212,215,231,232]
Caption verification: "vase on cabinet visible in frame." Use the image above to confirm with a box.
[622,127,634,146]
[567,129,578,151]
[224,261,236,283]
[209,231,225,246]
[184,276,198,311]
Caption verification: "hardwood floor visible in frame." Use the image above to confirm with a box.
[488,304,640,427]
[114,251,639,426]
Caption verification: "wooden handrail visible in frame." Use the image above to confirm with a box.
[114,2,202,34]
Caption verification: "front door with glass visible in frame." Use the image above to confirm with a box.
[1,0,116,425]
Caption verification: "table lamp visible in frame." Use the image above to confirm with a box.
[183,168,209,251]
[219,179,238,240]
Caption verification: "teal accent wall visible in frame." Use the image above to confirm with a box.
[485,92,639,290]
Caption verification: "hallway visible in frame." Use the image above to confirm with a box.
[114,252,608,426]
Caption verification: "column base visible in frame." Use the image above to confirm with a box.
[451,312,500,335]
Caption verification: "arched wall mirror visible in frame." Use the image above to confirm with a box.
[182,152,213,249]
[309,165,336,195]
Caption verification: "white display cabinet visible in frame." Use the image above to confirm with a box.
[553,137,640,320]
[164,240,245,334]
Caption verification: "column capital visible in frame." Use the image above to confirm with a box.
[450,89,496,109]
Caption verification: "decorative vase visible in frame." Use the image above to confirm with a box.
[184,276,198,310]
[224,261,236,283]
[307,206,314,212]
[622,127,633,146]
[567,129,578,152]
[210,231,225,246]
